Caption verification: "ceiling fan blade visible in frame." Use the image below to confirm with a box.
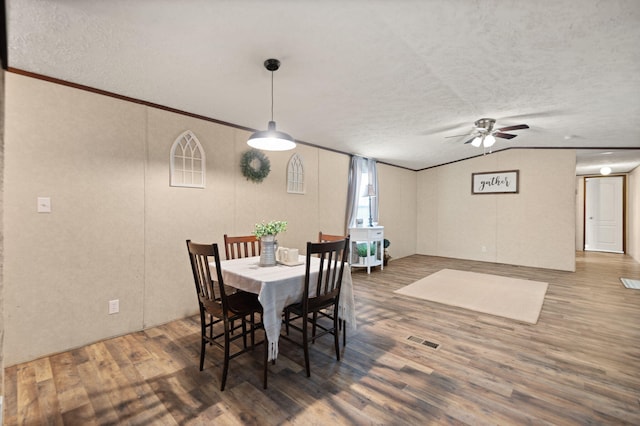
[494,132,517,139]
[497,124,529,132]
[463,136,477,144]
[445,134,472,139]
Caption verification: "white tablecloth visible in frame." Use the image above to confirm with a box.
[212,256,356,361]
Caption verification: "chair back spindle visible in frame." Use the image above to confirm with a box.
[224,234,261,259]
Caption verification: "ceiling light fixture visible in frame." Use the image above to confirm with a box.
[483,134,496,148]
[247,59,296,151]
[470,134,496,148]
[600,166,612,175]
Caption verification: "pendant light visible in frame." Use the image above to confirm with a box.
[247,59,296,151]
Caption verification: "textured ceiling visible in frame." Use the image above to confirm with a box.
[7,0,640,172]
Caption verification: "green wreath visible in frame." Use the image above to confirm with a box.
[240,149,271,183]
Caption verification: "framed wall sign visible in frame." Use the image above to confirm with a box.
[472,170,519,194]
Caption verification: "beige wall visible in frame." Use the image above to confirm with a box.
[2,73,416,365]
[417,149,576,271]
[377,163,417,261]
[4,75,148,364]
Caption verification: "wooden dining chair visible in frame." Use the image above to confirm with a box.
[186,240,267,390]
[282,238,350,377]
[318,231,347,242]
[318,231,349,345]
[223,234,261,260]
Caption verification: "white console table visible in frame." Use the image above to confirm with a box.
[349,226,384,274]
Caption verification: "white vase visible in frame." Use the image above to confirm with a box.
[359,255,376,265]
[259,235,277,267]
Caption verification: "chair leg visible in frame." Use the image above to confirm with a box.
[302,315,311,377]
[210,313,218,343]
[252,315,257,347]
[221,320,231,391]
[241,317,248,349]
[311,312,318,344]
[284,310,290,335]
[199,336,206,371]
[342,319,346,347]
[333,312,341,361]
[263,336,268,389]
[199,312,207,371]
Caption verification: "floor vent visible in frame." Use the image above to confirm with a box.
[407,335,440,349]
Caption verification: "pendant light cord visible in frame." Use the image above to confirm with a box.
[270,70,274,121]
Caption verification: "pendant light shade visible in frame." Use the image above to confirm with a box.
[471,134,496,148]
[248,121,296,151]
[247,59,296,151]
[483,134,496,148]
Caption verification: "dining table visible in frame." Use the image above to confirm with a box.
[212,255,356,361]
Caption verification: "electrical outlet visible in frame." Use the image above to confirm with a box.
[37,197,51,213]
[108,299,119,314]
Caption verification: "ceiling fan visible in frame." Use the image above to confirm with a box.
[447,118,529,149]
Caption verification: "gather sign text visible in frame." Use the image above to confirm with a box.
[472,170,519,194]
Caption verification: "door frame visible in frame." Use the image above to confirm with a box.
[582,174,627,253]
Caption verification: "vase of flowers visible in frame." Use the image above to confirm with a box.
[253,220,287,266]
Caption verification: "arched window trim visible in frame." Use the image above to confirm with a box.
[287,153,305,194]
[170,130,206,188]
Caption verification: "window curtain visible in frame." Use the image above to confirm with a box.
[345,156,378,230]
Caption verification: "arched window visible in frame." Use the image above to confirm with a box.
[287,153,305,194]
[170,130,206,188]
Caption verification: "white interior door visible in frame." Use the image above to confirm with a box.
[585,176,623,253]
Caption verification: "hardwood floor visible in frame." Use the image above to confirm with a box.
[5,252,640,425]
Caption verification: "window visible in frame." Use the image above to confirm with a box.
[356,170,375,226]
[347,156,378,228]
[170,130,206,188]
[287,153,305,194]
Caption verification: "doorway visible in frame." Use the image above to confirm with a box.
[584,176,624,253]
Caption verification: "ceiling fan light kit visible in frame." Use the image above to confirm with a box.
[247,58,296,151]
[483,134,496,147]
[472,134,496,148]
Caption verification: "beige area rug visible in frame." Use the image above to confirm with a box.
[395,269,548,324]
[620,278,640,289]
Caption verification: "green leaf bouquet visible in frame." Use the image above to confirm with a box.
[253,220,288,238]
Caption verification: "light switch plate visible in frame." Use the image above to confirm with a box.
[37,197,51,213]
[109,299,119,314]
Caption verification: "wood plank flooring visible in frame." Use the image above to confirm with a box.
[5,251,640,425]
